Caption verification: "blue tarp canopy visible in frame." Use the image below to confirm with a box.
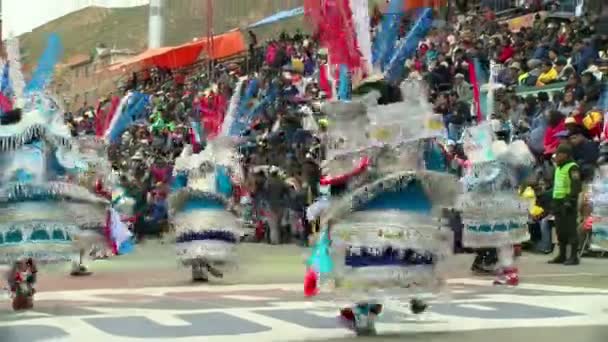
[248,7,304,28]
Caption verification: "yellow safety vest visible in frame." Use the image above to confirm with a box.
[553,161,577,199]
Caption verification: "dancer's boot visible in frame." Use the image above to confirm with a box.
[493,267,519,286]
[192,263,208,282]
[410,298,428,314]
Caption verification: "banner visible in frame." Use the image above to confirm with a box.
[469,60,482,122]
[500,12,546,32]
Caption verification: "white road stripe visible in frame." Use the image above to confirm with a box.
[458,304,497,311]
[29,277,608,299]
[522,273,596,278]
[448,278,608,293]
[222,295,278,301]
[2,279,608,342]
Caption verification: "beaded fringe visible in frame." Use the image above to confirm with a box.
[0,181,109,204]
[0,124,71,152]
[323,170,460,227]
[168,189,229,217]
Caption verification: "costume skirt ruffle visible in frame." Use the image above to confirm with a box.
[0,221,82,264]
[461,219,529,248]
[173,211,241,265]
[176,239,238,265]
[589,216,608,249]
[320,212,450,292]
[457,190,528,247]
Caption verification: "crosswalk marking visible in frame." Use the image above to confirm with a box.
[222,295,279,301]
[1,280,607,342]
[458,304,497,311]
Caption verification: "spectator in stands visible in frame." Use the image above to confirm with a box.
[555,57,575,82]
[532,177,554,254]
[520,59,543,86]
[498,61,521,86]
[564,73,585,101]
[536,60,558,86]
[497,39,515,64]
[452,73,472,99]
[580,70,602,106]
[567,127,599,182]
[544,110,566,157]
[557,91,579,116]
[532,38,551,61]
[572,38,599,74]
[526,96,549,156]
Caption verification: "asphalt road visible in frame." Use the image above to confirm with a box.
[0,242,607,342]
[318,326,608,342]
[30,241,608,290]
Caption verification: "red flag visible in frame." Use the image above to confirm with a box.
[468,61,482,122]
[0,93,13,113]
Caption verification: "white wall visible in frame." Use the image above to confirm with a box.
[3,0,150,38]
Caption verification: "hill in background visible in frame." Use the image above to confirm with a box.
[19,0,306,66]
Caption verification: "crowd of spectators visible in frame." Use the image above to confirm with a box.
[405,6,607,255]
[64,4,607,255]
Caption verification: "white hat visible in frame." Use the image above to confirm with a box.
[132,150,144,160]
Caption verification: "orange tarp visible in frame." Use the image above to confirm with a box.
[109,30,246,71]
[181,30,247,61]
[109,47,174,71]
[404,0,447,10]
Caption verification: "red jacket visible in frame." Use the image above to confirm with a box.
[498,45,515,64]
[543,119,566,155]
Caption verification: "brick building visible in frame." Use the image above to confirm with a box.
[52,47,136,111]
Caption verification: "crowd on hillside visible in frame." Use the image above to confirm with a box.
[63,4,607,256]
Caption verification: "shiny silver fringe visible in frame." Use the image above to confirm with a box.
[0,124,72,152]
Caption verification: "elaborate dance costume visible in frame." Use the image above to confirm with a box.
[1,37,110,308]
[457,124,534,285]
[305,82,458,335]
[170,143,241,282]
[306,170,457,335]
[5,258,37,310]
[0,102,109,308]
[589,165,608,253]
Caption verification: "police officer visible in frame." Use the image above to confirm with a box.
[550,143,582,265]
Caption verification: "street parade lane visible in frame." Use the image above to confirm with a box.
[1,279,607,342]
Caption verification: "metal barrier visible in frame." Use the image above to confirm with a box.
[480,0,579,14]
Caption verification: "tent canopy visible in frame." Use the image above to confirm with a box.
[109,31,246,71]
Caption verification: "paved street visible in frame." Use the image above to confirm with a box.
[0,242,607,342]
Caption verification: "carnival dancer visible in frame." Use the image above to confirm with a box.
[457,124,534,285]
[589,162,608,254]
[0,36,111,295]
[170,189,241,282]
[305,171,455,336]
[6,258,37,311]
[303,78,457,335]
[170,141,242,282]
